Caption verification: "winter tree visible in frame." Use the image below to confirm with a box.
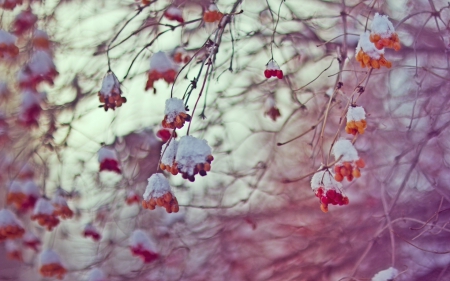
[1,0,450,280]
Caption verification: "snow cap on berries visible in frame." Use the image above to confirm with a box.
[161,140,178,166]
[33,198,54,215]
[87,268,107,281]
[0,30,16,45]
[143,173,171,200]
[310,170,341,191]
[347,106,366,122]
[150,51,176,73]
[129,229,157,252]
[371,267,398,281]
[23,180,40,196]
[29,51,56,76]
[51,195,68,207]
[99,72,121,97]
[371,13,395,38]
[98,147,118,162]
[332,139,359,163]
[356,31,384,59]
[0,209,23,227]
[267,60,280,70]
[175,136,212,176]
[164,98,186,123]
[40,249,62,265]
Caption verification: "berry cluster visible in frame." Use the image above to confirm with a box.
[39,262,66,280]
[98,72,127,111]
[126,191,140,205]
[31,198,60,231]
[12,10,37,36]
[129,230,159,263]
[162,111,191,129]
[355,50,391,69]
[142,191,180,213]
[334,158,365,182]
[315,187,349,213]
[145,69,177,90]
[173,48,190,64]
[83,224,101,241]
[164,6,184,23]
[264,60,283,79]
[98,147,121,174]
[130,245,159,263]
[0,209,25,241]
[156,128,176,143]
[203,4,223,23]
[180,155,213,182]
[345,120,367,135]
[0,0,22,10]
[370,33,401,51]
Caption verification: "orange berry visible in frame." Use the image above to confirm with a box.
[352,168,361,178]
[334,173,344,182]
[320,203,328,213]
[340,166,349,177]
[355,158,365,168]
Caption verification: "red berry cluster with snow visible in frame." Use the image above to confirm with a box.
[129,229,159,263]
[203,3,223,23]
[51,195,73,219]
[161,97,191,129]
[23,232,40,251]
[172,46,190,64]
[176,136,213,181]
[164,6,184,23]
[264,60,283,79]
[39,249,67,280]
[345,105,367,135]
[0,209,25,241]
[142,173,179,213]
[12,9,37,36]
[83,223,102,241]
[159,139,178,174]
[5,240,22,261]
[264,96,281,121]
[98,147,121,174]
[126,190,140,205]
[31,198,60,231]
[0,30,19,58]
[370,13,401,51]
[7,179,40,211]
[145,51,178,90]
[332,139,365,182]
[0,0,23,10]
[98,72,127,111]
[310,170,349,213]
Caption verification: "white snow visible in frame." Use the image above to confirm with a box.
[371,13,395,38]
[5,240,19,252]
[347,106,366,122]
[8,181,22,193]
[164,97,186,123]
[40,249,62,265]
[310,170,341,191]
[129,229,157,252]
[29,50,55,75]
[34,29,49,39]
[23,232,39,243]
[264,96,276,110]
[150,51,176,73]
[166,6,182,17]
[161,139,178,166]
[267,60,280,70]
[23,180,40,196]
[0,209,23,227]
[371,267,398,281]
[356,31,384,59]
[99,72,121,97]
[208,3,220,12]
[33,198,54,215]
[20,89,41,110]
[143,173,171,200]
[0,30,16,44]
[98,147,118,162]
[51,195,68,207]
[175,136,212,176]
[332,139,359,162]
[87,268,106,281]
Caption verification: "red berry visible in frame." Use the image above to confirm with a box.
[276,70,283,79]
[264,69,271,78]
